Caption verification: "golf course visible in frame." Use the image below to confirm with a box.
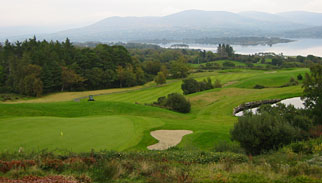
[0,68,308,153]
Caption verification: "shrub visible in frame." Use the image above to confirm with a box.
[181,78,200,95]
[297,74,303,80]
[40,159,64,172]
[254,84,265,89]
[91,160,120,183]
[214,79,222,88]
[231,112,302,155]
[181,77,214,95]
[258,104,313,132]
[232,104,312,155]
[153,93,191,113]
[166,93,191,113]
[288,162,322,178]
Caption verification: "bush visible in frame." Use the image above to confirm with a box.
[153,93,191,113]
[254,84,265,89]
[297,74,303,80]
[288,162,322,178]
[214,79,222,88]
[166,93,191,113]
[91,160,120,183]
[232,104,313,155]
[231,112,302,155]
[181,78,200,95]
[258,104,313,132]
[181,77,214,95]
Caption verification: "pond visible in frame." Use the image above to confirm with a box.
[235,97,305,117]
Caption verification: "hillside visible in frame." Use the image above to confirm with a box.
[283,26,322,38]
[12,10,319,42]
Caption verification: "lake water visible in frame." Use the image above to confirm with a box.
[235,97,305,117]
[160,39,322,57]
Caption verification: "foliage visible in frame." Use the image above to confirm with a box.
[154,72,166,85]
[166,93,191,113]
[91,160,119,183]
[0,38,149,96]
[214,79,222,88]
[181,78,200,95]
[1,146,322,182]
[254,84,265,89]
[297,74,303,80]
[231,111,302,155]
[272,57,283,66]
[169,57,190,78]
[231,103,313,155]
[153,93,191,113]
[217,44,234,58]
[61,66,85,91]
[303,64,322,124]
[181,77,214,95]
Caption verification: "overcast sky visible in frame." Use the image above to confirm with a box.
[1,0,322,27]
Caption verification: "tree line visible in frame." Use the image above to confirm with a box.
[0,38,191,97]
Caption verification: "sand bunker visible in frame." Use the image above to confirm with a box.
[147,130,193,150]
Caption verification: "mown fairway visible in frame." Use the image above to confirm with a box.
[0,68,309,152]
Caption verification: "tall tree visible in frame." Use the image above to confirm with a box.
[61,67,85,91]
[170,57,190,79]
[154,72,166,85]
[303,64,322,124]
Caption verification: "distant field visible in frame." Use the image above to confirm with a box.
[190,60,268,68]
[0,68,308,152]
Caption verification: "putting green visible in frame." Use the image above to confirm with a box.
[0,116,163,152]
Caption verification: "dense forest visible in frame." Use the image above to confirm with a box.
[0,38,192,97]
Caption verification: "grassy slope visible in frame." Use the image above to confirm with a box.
[190,60,268,68]
[0,68,309,152]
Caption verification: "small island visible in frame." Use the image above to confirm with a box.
[170,43,189,49]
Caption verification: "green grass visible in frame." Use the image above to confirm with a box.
[231,68,308,88]
[0,116,163,152]
[190,60,269,68]
[0,68,309,152]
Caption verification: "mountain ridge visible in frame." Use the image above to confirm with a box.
[2,10,322,42]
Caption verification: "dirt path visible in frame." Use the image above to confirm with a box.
[147,130,193,150]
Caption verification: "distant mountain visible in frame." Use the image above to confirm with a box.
[277,11,322,26]
[283,26,322,38]
[4,10,322,42]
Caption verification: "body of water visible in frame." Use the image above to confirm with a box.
[160,39,322,57]
[235,97,305,117]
